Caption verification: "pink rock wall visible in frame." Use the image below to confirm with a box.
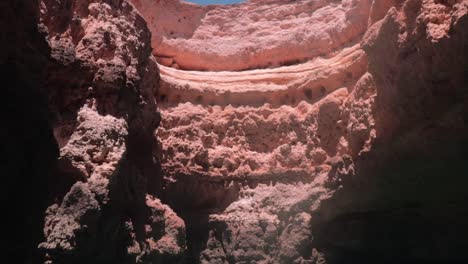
[5,0,467,263]
[142,0,468,262]
[130,0,373,71]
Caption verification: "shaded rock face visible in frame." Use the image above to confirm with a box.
[4,0,467,264]
[35,0,187,263]
[313,1,468,263]
[4,0,185,263]
[1,1,57,263]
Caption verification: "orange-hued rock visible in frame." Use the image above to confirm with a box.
[5,0,468,263]
[150,0,468,263]
[130,0,373,71]
[158,88,349,182]
[154,41,368,185]
[58,102,128,180]
[145,2,374,262]
[157,44,367,106]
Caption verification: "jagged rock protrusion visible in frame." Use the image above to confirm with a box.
[5,0,467,263]
[37,0,186,263]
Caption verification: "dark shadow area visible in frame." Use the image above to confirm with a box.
[312,136,468,264]
[1,1,58,263]
[160,176,241,263]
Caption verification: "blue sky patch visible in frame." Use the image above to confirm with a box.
[186,0,244,5]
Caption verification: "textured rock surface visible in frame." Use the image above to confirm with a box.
[157,44,367,106]
[158,88,350,183]
[4,0,468,263]
[312,1,468,262]
[58,103,128,180]
[131,1,367,263]
[34,0,186,263]
[200,179,333,264]
[152,19,369,261]
[130,0,373,71]
[141,0,467,263]
[137,195,187,263]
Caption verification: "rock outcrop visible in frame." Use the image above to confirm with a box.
[130,0,373,71]
[3,0,184,263]
[36,0,188,263]
[4,0,467,263]
[313,1,468,262]
[131,0,467,263]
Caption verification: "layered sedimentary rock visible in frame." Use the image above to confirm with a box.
[144,2,373,260]
[5,0,467,263]
[130,0,373,71]
[130,0,467,263]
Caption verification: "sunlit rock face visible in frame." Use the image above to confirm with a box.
[156,46,366,181]
[6,0,467,263]
[128,1,376,262]
[130,0,373,71]
[127,0,468,263]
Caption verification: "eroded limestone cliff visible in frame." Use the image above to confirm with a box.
[131,0,373,71]
[136,0,468,263]
[3,0,468,263]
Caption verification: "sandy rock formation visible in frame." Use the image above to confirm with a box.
[129,0,467,263]
[130,0,373,71]
[35,0,186,263]
[158,88,349,182]
[4,0,467,263]
[157,44,367,106]
[151,15,370,261]
[312,1,468,262]
[200,179,334,264]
